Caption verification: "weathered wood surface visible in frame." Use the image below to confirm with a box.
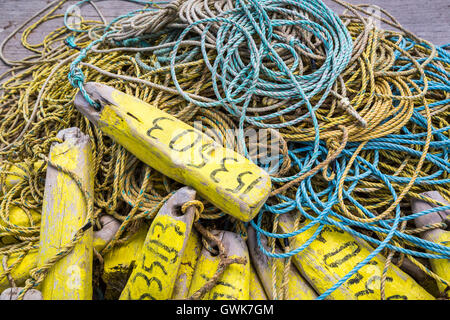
[0,0,448,75]
[39,127,94,300]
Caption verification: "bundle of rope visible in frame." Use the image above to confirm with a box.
[0,0,448,300]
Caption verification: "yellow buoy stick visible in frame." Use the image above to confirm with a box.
[101,223,149,300]
[188,230,250,300]
[0,250,39,292]
[74,82,271,222]
[0,217,115,296]
[247,226,317,300]
[278,213,435,300]
[411,191,450,294]
[0,206,41,245]
[249,263,268,300]
[120,187,197,300]
[171,229,202,300]
[38,127,94,300]
[0,161,44,196]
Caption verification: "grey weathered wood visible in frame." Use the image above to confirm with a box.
[327,0,449,45]
[0,0,448,74]
[411,191,449,228]
[0,287,43,300]
[93,215,121,252]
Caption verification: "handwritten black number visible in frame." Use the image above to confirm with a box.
[169,129,202,152]
[151,221,183,236]
[187,141,216,169]
[143,261,168,275]
[316,226,345,243]
[210,157,239,183]
[354,276,393,298]
[146,239,179,264]
[386,295,408,300]
[146,117,174,139]
[323,241,361,268]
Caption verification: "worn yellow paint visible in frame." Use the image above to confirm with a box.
[38,129,94,300]
[249,264,267,300]
[422,230,449,293]
[120,214,193,300]
[278,214,434,300]
[93,236,108,253]
[2,206,41,227]
[188,249,221,299]
[102,223,148,299]
[0,250,39,291]
[0,206,41,245]
[102,224,148,278]
[75,83,271,222]
[188,231,250,300]
[171,229,202,300]
[0,161,44,195]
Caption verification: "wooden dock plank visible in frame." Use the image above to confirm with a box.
[0,0,448,74]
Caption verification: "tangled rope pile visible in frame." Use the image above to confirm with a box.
[0,0,448,300]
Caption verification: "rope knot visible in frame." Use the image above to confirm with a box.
[181,199,204,222]
[339,97,351,108]
[68,68,85,87]
[64,36,81,51]
[31,144,42,155]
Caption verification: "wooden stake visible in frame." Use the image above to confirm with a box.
[38,127,94,300]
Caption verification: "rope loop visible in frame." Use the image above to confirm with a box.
[182,199,204,222]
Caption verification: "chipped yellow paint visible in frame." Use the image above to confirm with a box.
[2,206,41,227]
[102,223,148,299]
[172,229,202,300]
[78,84,271,222]
[188,231,250,300]
[422,230,449,293]
[188,248,221,299]
[38,129,94,300]
[102,224,148,277]
[0,206,41,245]
[278,214,434,300]
[0,161,44,195]
[0,250,39,291]
[249,264,267,300]
[120,214,193,300]
[93,236,108,253]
